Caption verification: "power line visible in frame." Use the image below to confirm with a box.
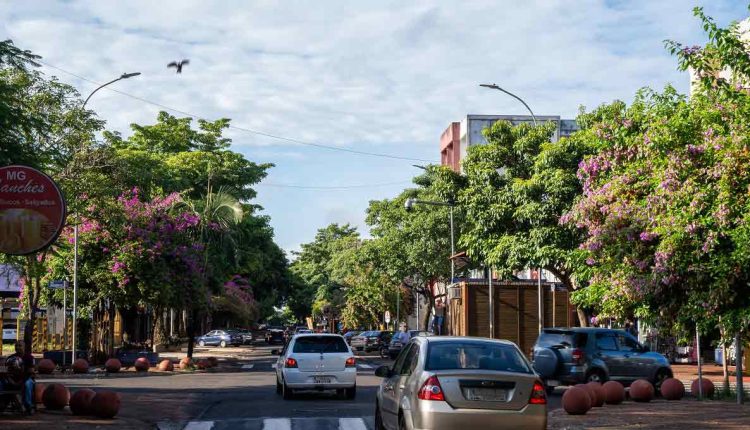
[38,61,437,163]
[257,180,412,190]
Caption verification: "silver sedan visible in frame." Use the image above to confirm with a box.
[374,336,547,430]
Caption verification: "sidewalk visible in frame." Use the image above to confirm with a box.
[670,363,750,391]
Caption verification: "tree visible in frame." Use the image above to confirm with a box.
[567,8,750,341]
[454,120,595,325]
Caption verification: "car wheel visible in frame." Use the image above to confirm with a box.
[398,411,407,430]
[198,340,205,347]
[282,380,294,400]
[220,340,227,348]
[586,369,606,384]
[374,402,385,430]
[345,385,356,400]
[276,378,282,395]
[654,368,672,393]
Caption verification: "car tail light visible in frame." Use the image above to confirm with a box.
[285,358,298,368]
[417,376,445,401]
[529,381,547,405]
[346,357,356,368]
[571,348,584,365]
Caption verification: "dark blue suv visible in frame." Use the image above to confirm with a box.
[531,328,672,393]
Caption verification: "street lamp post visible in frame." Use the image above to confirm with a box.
[481,83,545,334]
[72,72,140,361]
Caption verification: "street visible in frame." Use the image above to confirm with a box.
[31,343,561,429]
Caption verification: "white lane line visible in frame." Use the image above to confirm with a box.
[183,422,214,430]
[263,418,292,430]
[271,363,277,369]
[339,418,368,430]
[241,364,254,369]
[358,364,373,369]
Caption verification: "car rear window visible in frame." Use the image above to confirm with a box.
[537,330,588,348]
[293,336,349,353]
[426,341,532,374]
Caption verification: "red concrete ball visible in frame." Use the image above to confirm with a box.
[42,383,70,410]
[691,378,715,398]
[603,381,626,405]
[179,357,193,370]
[105,358,122,373]
[629,379,655,402]
[586,381,606,407]
[660,378,685,400]
[90,390,121,419]
[72,358,90,374]
[574,384,596,405]
[34,383,47,404]
[197,359,212,370]
[69,388,96,415]
[562,386,592,415]
[37,358,56,374]
[134,357,150,372]
[158,359,174,371]
[206,357,218,368]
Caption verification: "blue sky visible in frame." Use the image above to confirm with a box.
[2,1,747,254]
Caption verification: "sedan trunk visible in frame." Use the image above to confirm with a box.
[434,370,538,411]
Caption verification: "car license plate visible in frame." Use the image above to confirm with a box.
[464,388,507,402]
[546,379,560,387]
[313,376,332,384]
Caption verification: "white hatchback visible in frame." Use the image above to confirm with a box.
[274,333,357,400]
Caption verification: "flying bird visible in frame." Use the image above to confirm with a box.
[167,59,190,73]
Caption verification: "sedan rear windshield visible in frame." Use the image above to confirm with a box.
[426,341,532,374]
[293,336,349,353]
[537,330,587,348]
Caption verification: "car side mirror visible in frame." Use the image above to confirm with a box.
[375,365,392,378]
[271,349,280,356]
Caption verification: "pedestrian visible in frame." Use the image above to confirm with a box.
[0,341,36,414]
[625,319,638,338]
[396,323,411,345]
[433,298,446,335]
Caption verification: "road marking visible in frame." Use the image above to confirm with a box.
[241,364,254,369]
[271,363,277,369]
[183,421,214,430]
[339,418,368,430]
[263,418,291,430]
[357,364,373,369]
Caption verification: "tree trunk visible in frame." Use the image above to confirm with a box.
[722,343,730,393]
[546,266,588,327]
[186,308,197,358]
[107,302,115,357]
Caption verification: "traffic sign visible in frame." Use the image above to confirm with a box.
[385,311,391,324]
[49,280,67,289]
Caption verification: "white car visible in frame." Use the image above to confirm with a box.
[274,333,357,400]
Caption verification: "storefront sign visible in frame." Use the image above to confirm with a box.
[0,165,67,255]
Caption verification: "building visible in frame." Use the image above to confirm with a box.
[440,114,579,172]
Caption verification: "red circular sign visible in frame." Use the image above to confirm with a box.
[0,165,67,255]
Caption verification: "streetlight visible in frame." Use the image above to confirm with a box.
[481,82,544,334]
[72,71,140,361]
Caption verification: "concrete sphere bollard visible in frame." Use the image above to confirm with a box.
[158,359,174,371]
[72,358,90,374]
[69,388,97,415]
[574,384,596,406]
[90,390,121,419]
[37,358,56,374]
[42,383,70,410]
[603,381,626,405]
[660,378,685,400]
[180,357,193,370]
[34,383,47,404]
[134,357,150,372]
[105,358,122,373]
[562,386,592,415]
[629,379,655,402]
[197,359,210,370]
[207,357,219,368]
[691,378,715,398]
[586,381,606,407]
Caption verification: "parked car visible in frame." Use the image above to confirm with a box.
[2,322,19,343]
[531,327,672,393]
[387,330,431,359]
[273,334,357,400]
[343,331,361,345]
[232,329,254,345]
[195,330,243,348]
[295,326,313,334]
[266,326,285,344]
[374,336,546,430]
[351,330,392,353]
